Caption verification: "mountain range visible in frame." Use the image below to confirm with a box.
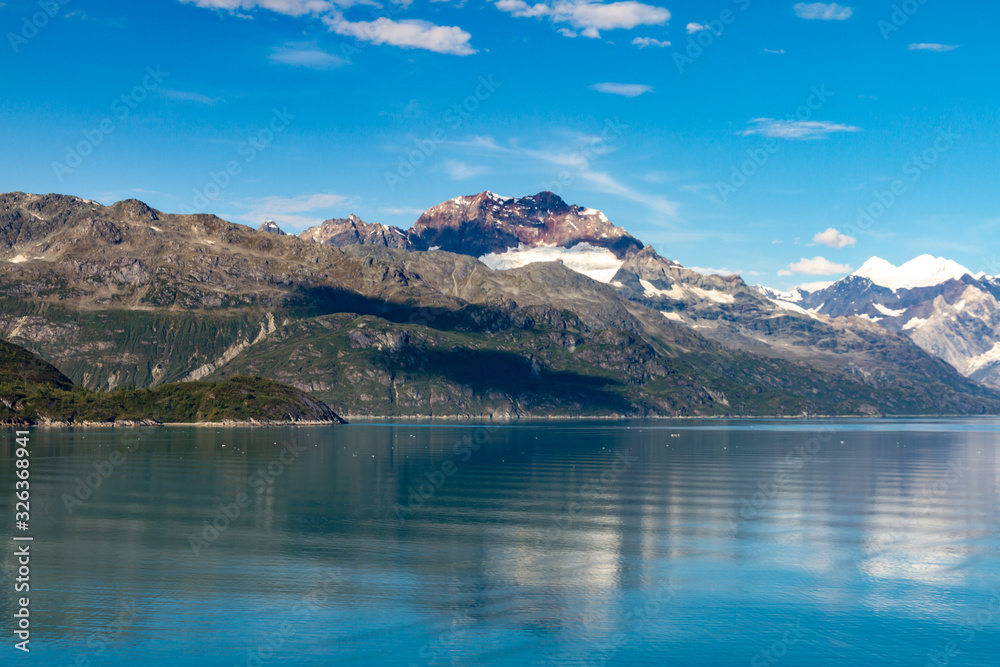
[1,190,997,418]
[755,256,1000,390]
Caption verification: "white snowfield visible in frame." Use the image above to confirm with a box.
[853,255,973,291]
[479,243,625,283]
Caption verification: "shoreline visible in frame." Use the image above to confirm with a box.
[7,413,996,428]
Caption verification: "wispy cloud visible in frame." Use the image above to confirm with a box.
[323,14,476,55]
[382,206,426,216]
[494,0,670,39]
[270,43,346,68]
[908,43,960,52]
[180,0,343,16]
[180,1,475,55]
[742,118,861,140]
[763,48,786,54]
[444,159,489,180]
[812,227,856,248]
[686,22,708,34]
[632,36,670,48]
[690,266,742,276]
[779,256,852,276]
[591,82,652,97]
[793,2,853,20]
[160,89,223,105]
[455,134,680,220]
[234,193,351,230]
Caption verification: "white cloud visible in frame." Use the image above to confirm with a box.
[591,82,652,97]
[179,0,344,16]
[444,160,489,180]
[793,2,853,20]
[784,256,852,275]
[495,0,670,39]
[382,206,426,216]
[160,89,223,105]
[456,135,680,220]
[180,1,474,55]
[763,48,786,54]
[908,43,960,52]
[812,227,856,248]
[632,36,670,48]
[235,193,350,229]
[798,280,835,292]
[741,118,861,140]
[270,43,346,68]
[690,266,742,276]
[495,0,549,17]
[324,14,476,55]
[686,22,708,34]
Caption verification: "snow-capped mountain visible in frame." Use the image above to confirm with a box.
[258,219,286,235]
[853,255,973,291]
[413,191,644,260]
[755,256,1000,389]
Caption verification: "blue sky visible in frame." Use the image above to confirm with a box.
[1,0,998,286]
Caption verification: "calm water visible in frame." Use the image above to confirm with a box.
[2,420,999,666]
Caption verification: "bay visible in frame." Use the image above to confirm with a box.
[2,420,999,666]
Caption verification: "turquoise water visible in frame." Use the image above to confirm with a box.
[2,420,999,666]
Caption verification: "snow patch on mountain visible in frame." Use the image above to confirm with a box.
[873,303,906,318]
[853,255,972,291]
[967,342,1000,374]
[640,279,735,304]
[480,243,625,283]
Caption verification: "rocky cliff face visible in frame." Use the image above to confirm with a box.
[411,191,644,259]
[299,214,425,250]
[258,220,286,235]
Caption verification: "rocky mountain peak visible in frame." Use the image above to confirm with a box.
[298,214,422,251]
[412,190,644,259]
[109,199,159,223]
[258,220,286,235]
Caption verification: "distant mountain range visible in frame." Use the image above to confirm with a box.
[0,190,997,418]
[754,256,1000,390]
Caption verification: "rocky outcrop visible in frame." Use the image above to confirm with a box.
[412,191,644,259]
[258,220,286,235]
[299,214,425,250]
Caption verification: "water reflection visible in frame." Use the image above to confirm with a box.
[0,420,997,665]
